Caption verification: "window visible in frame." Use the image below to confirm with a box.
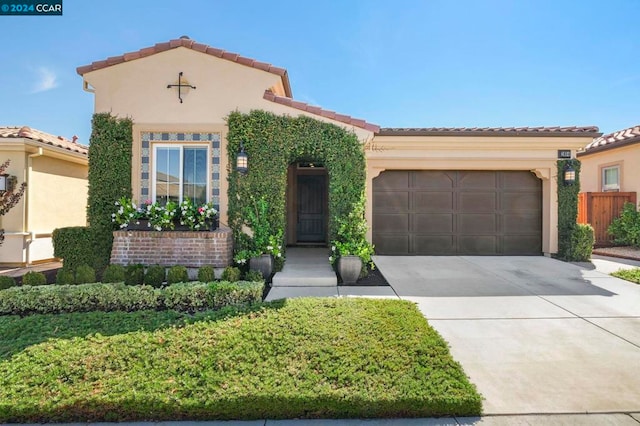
[153,144,209,205]
[602,166,620,192]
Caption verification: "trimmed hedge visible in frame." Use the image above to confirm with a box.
[0,276,16,290]
[557,159,587,261]
[197,265,216,283]
[102,264,125,283]
[167,265,189,284]
[0,281,263,317]
[21,271,46,286]
[75,264,96,285]
[52,226,93,271]
[567,223,594,261]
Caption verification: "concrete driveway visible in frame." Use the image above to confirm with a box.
[373,255,640,415]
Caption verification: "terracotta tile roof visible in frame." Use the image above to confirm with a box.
[579,124,640,155]
[0,126,88,156]
[378,126,601,137]
[77,36,293,97]
[263,90,380,133]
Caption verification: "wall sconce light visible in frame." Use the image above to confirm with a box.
[563,162,576,185]
[236,142,248,175]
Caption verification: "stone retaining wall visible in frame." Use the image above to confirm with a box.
[110,226,233,268]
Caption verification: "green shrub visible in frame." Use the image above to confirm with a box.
[144,265,166,288]
[125,264,144,286]
[21,271,46,286]
[75,264,96,284]
[566,223,594,261]
[221,266,241,282]
[167,265,189,284]
[0,281,264,317]
[608,202,640,247]
[197,265,216,283]
[244,269,264,282]
[612,268,640,284]
[87,113,133,273]
[55,268,75,285]
[102,264,126,283]
[52,226,94,271]
[0,275,16,290]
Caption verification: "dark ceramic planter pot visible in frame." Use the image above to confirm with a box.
[338,255,362,285]
[250,254,274,280]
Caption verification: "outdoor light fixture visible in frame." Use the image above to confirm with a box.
[236,142,248,174]
[166,72,196,103]
[0,174,7,193]
[563,163,576,185]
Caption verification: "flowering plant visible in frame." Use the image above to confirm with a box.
[179,198,218,231]
[112,197,217,231]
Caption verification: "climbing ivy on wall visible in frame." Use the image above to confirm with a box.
[226,110,366,254]
[87,113,133,272]
[557,159,581,259]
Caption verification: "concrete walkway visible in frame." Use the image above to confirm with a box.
[271,247,337,287]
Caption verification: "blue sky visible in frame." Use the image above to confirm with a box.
[1,0,638,145]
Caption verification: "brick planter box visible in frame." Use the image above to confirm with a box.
[110,226,233,268]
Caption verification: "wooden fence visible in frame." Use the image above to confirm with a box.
[577,192,637,246]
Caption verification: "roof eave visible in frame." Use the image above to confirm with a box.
[578,136,640,157]
[377,129,602,137]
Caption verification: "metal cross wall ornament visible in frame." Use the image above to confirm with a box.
[167,72,196,103]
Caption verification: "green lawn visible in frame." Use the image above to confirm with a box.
[611,268,640,284]
[0,298,482,422]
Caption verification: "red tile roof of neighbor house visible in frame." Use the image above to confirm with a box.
[76,36,293,98]
[578,124,640,156]
[263,90,380,133]
[0,126,88,156]
[378,126,601,137]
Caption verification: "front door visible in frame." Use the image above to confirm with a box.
[296,174,327,243]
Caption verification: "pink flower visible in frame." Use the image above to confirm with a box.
[198,207,204,213]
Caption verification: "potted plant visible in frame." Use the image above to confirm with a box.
[330,195,374,284]
[178,198,219,231]
[112,197,219,232]
[233,197,284,279]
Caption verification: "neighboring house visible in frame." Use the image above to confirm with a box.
[0,126,88,266]
[77,36,598,257]
[577,125,640,245]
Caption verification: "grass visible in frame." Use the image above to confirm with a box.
[0,298,482,422]
[611,268,640,284]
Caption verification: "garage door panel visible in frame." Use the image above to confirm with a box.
[504,213,541,233]
[459,171,497,188]
[458,236,498,255]
[373,191,409,212]
[413,213,453,233]
[373,214,409,233]
[413,236,456,255]
[375,171,409,189]
[374,235,410,255]
[459,192,497,212]
[412,171,454,188]
[413,192,453,211]
[502,192,542,211]
[504,236,541,254]
[373,170,542,255]
[459,214,497,233]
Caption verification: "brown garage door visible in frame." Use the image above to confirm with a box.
[373,171,542,255]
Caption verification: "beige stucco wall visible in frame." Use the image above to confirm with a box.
[579,144,640,205]
[365,135,594,255]
[83,47,374,226]
[0,140,88,265]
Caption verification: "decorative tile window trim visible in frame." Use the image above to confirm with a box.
[140,132,221,209]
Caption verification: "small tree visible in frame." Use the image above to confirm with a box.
[0,160,26,245]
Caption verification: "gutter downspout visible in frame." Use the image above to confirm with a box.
[25,147,43,265]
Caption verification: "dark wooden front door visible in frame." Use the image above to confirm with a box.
[296,174,327,243]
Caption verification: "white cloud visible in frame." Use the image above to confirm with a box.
[30,67,58,93]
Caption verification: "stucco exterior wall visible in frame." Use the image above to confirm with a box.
[579,144,640,205]
[365,135,593,255]
[0,141,88,265]
[83,47,373,226]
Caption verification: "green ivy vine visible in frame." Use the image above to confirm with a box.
[226,110,366,260]
[557,159,582,260]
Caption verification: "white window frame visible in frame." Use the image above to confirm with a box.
[601,165,620,192]
[151,143,210,203]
